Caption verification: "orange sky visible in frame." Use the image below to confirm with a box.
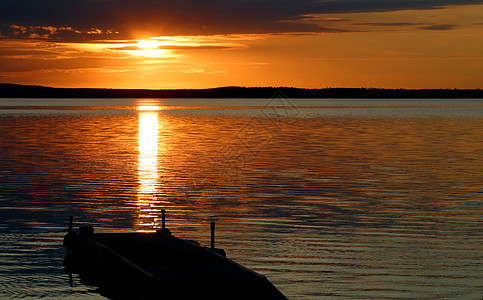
[0,3,482,89]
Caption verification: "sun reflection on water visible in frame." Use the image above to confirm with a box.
[137,106,159,231]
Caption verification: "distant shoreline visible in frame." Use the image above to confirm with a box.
[1,83,482,98]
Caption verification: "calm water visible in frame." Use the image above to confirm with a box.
[0,98,482,299]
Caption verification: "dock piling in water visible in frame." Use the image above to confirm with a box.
[210,221,215,250]
[64,216,74,280]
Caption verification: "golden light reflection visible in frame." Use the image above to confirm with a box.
[138,106,159,231]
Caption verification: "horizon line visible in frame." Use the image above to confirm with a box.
[1,83,482,91]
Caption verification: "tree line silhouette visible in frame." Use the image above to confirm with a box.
[1,83,482,98]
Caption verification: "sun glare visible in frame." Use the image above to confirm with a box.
[122,38,175,58]
[137,40,162,50]
[71,35,236,61]
[137,105,161,111]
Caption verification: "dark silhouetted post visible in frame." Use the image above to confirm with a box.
[66,216,73,279]
[210,221,215,250]
[68,216,73,233]
[158,209,171,235]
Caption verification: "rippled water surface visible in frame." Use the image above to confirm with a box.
[0,98,482,299]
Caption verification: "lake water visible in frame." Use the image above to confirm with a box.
[0,97,482,299]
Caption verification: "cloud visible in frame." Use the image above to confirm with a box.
[0,0,481,40]
[109,45,235,51]
[354,22,422,27]
[2,24,119,41]
[351,22,458,31]
[418,24,457,30]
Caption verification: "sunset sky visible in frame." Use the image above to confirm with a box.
[1,0,482,89]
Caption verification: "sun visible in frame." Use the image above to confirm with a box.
[137,40,162,50]
[121,38,174,58]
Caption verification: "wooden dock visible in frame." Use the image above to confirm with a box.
[64,217,287,299]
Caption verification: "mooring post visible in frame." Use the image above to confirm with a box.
[66,216,73,273]
[210,221,215,250]
[157,209,171,235]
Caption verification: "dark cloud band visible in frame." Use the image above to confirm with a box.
[0,0,481,40]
